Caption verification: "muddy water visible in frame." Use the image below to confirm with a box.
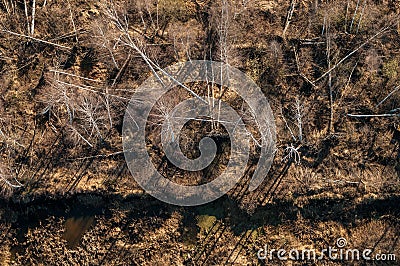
[6,194,104,259]
[10,214,95,261]
[63,215,95,248]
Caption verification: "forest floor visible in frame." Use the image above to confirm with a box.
[0,0,399,265]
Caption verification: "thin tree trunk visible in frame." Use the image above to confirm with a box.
[31,0,36,35]
[23,0,30,35]
[282,0,296,39]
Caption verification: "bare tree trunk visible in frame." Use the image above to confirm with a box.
[326,16,334,134]
[348,113,399,118]
[23,0,30,35]
[31,0,36,35]
[356,0,367,34]
[282,0,296,39]
[344,0,349,33]
[67,0,79,43]
[350,0,361,33]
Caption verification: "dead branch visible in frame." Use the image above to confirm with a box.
[293,47,317,88]
[313,24,394,83]
[376,85,400,107]
[347,113,399,118]
[1,30,72,50]
[49,69,104,83]
[103,4,207,103]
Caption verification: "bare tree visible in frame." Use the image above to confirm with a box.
[281,97,305,165]
[97,1,205,103]
[76,95,107,141]
[38,66,122,147]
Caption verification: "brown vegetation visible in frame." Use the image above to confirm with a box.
[0,0,399,265]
